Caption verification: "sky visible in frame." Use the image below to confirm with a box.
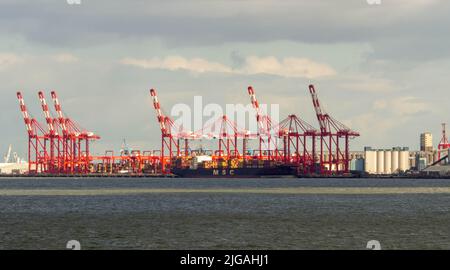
[1,0,450,158]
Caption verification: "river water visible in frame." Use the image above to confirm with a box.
[0,177,449,250]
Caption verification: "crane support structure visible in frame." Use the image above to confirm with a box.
[276,115,317,174]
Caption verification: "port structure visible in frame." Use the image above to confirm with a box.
[308,84,360,174]
[438,123,450,160]
[148,85,359,176]
[247,86,318,173]
[17,84,359,176]
[18,91,162,175]
[151,88,256,174]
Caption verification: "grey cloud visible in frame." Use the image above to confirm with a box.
[230,51,245,68]
[2,0,450,61]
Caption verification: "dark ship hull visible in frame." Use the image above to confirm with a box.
[171,166,297,178]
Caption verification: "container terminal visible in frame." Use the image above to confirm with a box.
[6,85,449,178]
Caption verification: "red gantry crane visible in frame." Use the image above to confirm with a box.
[17,92,48,174]
[308,84,359,174]
[150,88,191,173]
[38,91,61,173]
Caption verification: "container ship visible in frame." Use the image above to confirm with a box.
[171,165,297,178]
[170,155,301,178]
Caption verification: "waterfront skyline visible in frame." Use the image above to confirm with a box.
[1,0,450,156]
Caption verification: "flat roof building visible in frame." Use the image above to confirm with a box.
[420,132,433,152]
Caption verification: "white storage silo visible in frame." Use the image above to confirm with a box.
[399,150,410,172]
[384,150,392,174]
[364,150,377,174]
[377,150,385,174]
[391,150,399,173]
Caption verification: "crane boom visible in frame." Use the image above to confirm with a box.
[247,86,266,133]
[38,91,56,135]
[50,91,68,134]
[17,92,35,136]
[150,89,168,135]
[308,85,328,134]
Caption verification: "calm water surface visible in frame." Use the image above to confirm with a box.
[0,177,449,250]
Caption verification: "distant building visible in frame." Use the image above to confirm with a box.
[415,153,428,171]
[350,158,365,172]
[409,150,438,167]
[420,132,433,152]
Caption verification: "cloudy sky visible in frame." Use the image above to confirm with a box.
[1,0,450,157]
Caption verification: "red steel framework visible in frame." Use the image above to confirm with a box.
[195,114,254,160]
[308,84,359,174]
[150,88,191,173]
[276,115,317,173]
[50,91,74,173]
[438,123,450,160]
[17,84,359,176]
[38,91,61,173]
[50,91,100,173]
[19,90,161,175]
[247,86,318,173]
[17,91,100,174]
